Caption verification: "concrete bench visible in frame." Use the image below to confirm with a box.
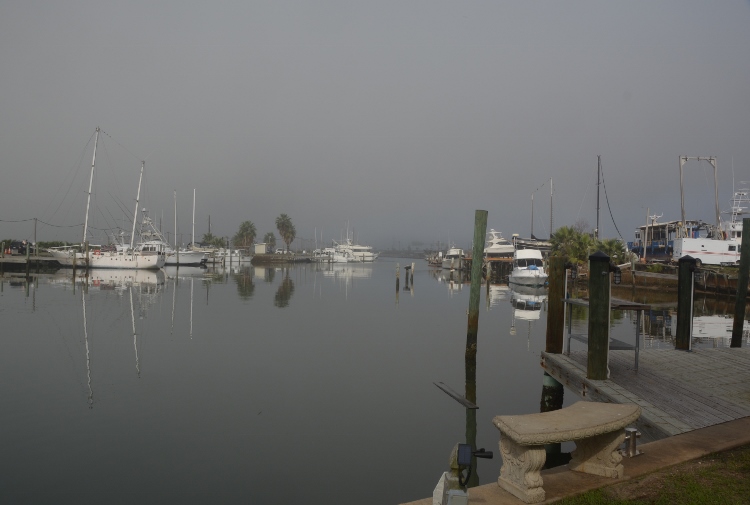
[492,401,641,504]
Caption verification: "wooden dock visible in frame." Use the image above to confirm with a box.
[542,347,750,443]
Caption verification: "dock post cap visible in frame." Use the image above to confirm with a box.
[589,250,610,262]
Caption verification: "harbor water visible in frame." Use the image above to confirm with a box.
[0,259,739,504]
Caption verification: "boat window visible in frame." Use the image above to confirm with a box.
[729,245,736,252]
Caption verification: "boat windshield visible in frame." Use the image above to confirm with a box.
[516,258,544,268]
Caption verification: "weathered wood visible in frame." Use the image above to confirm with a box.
[732,217,750,347]
[587,251,610,380]
[676,255,696,350]
[545,256,566,354]
[543,348,750,443]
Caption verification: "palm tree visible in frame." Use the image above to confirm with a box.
[264,232,276,251]
[550,226,579,259]
[233,221,257,250]
[275,214,296,252]
[597,238,626,264]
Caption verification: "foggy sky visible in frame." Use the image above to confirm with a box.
[2,1,749,250]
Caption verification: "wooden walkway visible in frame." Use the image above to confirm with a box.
[542,348,750,442]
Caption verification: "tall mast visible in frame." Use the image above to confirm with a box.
[130,161,144,250]
[549,177,553,237]
[174,190,179,264]
[192,188,196,246]
[82,127,100,244]
[596,155,601,240]
[530,193,534,238]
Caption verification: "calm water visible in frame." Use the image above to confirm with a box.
[1,259,737,504]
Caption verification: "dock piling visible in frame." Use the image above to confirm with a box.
[676,255,697,351]
[545,256,567,354]
[587,251,611,380]
[732,218,750,347]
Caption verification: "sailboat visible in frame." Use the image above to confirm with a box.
[47,128,166,270]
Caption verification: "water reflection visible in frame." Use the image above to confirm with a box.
[428,267,468,295]
[274,270,295,308]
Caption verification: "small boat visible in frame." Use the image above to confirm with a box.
[483,229,514,262]
[509,249,548,287]
[441,246,465,270]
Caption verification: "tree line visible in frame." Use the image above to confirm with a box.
[201,213,297,252]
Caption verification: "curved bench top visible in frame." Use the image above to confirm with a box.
[493,401,641,445]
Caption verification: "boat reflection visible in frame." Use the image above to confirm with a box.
[487,283,510,308]
[509,286,547,349]
[692,315,750,348]
[50,268,166,292]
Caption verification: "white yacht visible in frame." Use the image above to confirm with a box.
[441,246,465,270]
[334,238,378,262]
[483,229,514,261]
[508,249,548,287]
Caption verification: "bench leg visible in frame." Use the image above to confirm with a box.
[497,436,546,504]
[569,429,626,478]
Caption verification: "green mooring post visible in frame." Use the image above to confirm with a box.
[676,255,696,350]
[545,256,567,354]
[732,218,750,347]
[465,210,488,366]
[587,251,611,380]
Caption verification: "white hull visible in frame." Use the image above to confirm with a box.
[50,249,165,270]
[509,249,547,287]
[165,249,207,266]
[672,237,740,266]
[508,269,548,287]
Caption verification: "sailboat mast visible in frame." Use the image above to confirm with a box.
[530,193,534,237]
[550,177,553,237]
[192,188,196,247]
[174,190,179,263]
[596,155,601,240]
[82,127,100,244]
[130,161,144,250]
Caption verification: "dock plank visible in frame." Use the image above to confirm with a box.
[543,347,750,441]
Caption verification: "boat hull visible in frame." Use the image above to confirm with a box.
[49,250,165,270]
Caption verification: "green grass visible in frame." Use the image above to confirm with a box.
[555,446,750,505]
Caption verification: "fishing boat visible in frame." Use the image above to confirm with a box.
[139,209,207,267]
[441,246,465,270]
[47,128,165,270]
[508,249,548,287]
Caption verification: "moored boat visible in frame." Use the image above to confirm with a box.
[509,249,548,287]
[441,246,465,270]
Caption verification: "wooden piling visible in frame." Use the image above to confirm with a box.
[732,218,750,347]
[675,255,696,350]
[545,256,567,354]
[587,251,610,380]
[465,210,488,363]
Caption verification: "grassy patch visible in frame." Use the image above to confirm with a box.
[556,445,750,504]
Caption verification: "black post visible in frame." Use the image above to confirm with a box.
[732,218,750,347]
[545,256,567,354]
[587,251,610,380]
[676,255,696,350]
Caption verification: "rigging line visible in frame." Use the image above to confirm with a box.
[40,130,96,223]
[100,128,143,163]
[575,164,596,224]
[0,218,35,223]
[600,163,625,242]
[37,219,84,228]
